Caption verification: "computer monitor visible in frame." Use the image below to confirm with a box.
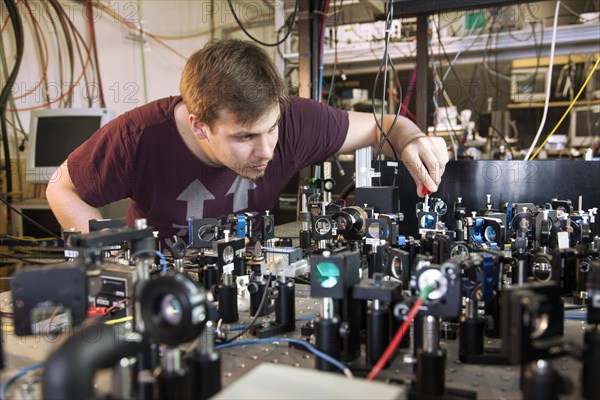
[11,201,62,238]
[510,68,549,103]
[26,108,114,183]
[569,104,600,147]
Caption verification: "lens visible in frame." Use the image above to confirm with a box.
[222,245,234,263]
[198,225,214,241]
[420,214,436,229]
[450,244,469,262]
[160,294,182,326]
[532,260,552,281]
[433,200,447,215]
[391,256,402,278]
[484,226,497,242]
[367,222,380,239]
[530,313,549,339]
[264,218,273,233]
[314,261,340,288]
[315,217,331,235]
[334,216,348,232]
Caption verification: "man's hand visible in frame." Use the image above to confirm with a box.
[400,136,449,197]
[342,112,449,196]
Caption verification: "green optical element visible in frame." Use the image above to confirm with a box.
[315,261,340,288]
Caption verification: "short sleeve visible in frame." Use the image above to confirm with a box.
[279,97,349,169]
[67,116,137,208]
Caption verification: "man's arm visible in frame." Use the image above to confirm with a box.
[46,162,103,233]
[339,111,449,197]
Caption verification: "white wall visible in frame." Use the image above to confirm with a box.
[5,0,279,122]
[1,0,281,191]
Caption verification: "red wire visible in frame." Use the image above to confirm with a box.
[401,68,417,117]
[400,104,417,122]
[86,0,106,108]
[366,297,424,380]
[47,307,61,336]
[105,297,129,314]
[386,88,417,122]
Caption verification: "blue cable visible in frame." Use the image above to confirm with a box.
[0,362,45,400]
[216,338,349,375]
[155,250,168,273]
[296,316,315,322]
[565,314,587,320]
[228,325,248,331]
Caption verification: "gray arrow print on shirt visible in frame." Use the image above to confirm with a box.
[176,179,216,220]
[226,176,257,212]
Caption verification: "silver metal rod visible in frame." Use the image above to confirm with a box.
[372,299,381,311]
[112,357,134,399]
[355,147,372,188]
[223,272,233,286]
[518,259,526,285]
[199,321,216,356]
[162,347,181,373]
[466,298,477,319]
[174,259,184,274]
[423,315,439,353]
[322,297,335,320]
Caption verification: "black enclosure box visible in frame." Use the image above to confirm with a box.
[355,186,400,214]
[379,160,600,238]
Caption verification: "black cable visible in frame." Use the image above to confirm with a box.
[224,274,273,343]
[0,196,61,239]
[23,0,51,106]
[51,0,97,108]
[48,0,75,107]
[86,0,106,108]
[326,0,343,106]
[323,1,346,179]
[339,182,355,201]
[433,10,515,158]
[529,18,542,106]
[372,0,401,174]
[46,1,78,105]
[40,1,62,105]
[477,9,499,112]
[432,17,469,151]
[1,0,24,206]
[4,119,27,141]
[0,254,57,265]
[227,0,298,47]
[276,10,298,65]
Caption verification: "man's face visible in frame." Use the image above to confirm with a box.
[199,105,280,180]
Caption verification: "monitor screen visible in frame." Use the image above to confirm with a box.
[20,208,62,238]
[569,104,600,147]
[510,68,548,103]
[34,116,102,166]
[10,202,62,238]
[26,108,114,183]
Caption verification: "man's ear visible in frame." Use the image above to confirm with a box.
[189,115,209,139]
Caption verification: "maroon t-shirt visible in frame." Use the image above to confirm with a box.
[67,96,349,239]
